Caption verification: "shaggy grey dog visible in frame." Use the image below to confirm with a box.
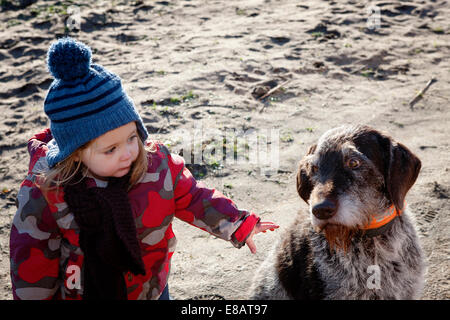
[249,125,425,300]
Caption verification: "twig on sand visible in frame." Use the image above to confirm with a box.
[258,80,290,101]
[186,104,236,109]
[258,80,290,113]
[409,77,437,109]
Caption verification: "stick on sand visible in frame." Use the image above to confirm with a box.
[258,80,290,113]
[409,77,437,109]
[259,80,290,101]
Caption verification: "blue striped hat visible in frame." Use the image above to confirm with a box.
[44,37,148,168]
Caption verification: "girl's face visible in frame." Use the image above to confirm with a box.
[77,122,140,180]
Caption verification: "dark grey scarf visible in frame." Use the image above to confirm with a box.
[63,172,145,300]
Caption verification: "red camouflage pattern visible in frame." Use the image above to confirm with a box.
[9,128,259,300]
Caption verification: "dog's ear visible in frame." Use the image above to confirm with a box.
[386,141,421,211]
[354,128,421,211]
[296,144,316,203]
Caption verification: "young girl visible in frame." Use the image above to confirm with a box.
[9,38,278,300]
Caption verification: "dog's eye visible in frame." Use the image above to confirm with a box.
[347,158,360,169]
[311,164,319,174]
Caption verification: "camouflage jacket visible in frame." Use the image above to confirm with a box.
[9,129,259,300]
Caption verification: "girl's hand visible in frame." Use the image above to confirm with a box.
[245,221,279,254]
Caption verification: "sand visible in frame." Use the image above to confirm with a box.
[0,0,449,300]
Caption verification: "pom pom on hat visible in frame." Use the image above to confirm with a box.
[47,37,92,81]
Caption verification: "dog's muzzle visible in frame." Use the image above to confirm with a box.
[312,199,337,220]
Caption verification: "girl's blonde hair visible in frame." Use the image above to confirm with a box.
[39,138,156,195]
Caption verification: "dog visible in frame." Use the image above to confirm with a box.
[249,125,426,300]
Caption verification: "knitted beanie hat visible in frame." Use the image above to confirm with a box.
[44,37,148,168]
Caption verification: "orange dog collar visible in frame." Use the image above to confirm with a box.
[362,204,402,231]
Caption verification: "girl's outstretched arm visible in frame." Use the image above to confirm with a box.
[162,144,277,249]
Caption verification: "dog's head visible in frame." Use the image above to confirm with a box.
[297,125,421,250]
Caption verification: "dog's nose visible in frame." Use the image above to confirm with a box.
[312,200,337,220]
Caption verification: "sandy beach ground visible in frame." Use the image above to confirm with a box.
[0,0,449,300]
